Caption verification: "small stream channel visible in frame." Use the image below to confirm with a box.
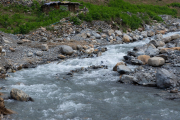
[1,32,180,120]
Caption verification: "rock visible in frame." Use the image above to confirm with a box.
[131,59,143,65]
[113,62,126,71]
[137,55,150,64]
[115,30,123,36]
[148,57,165,67]
[35,51,43,56]
[147,31,155,37]
[141,31,147,38]
[119,75,135,84]
[85,48,94,54]
[101,34,107,38]
[86,33,91,37]
[145,44,159,56]
[162,36,171,43]
[156,69,178,89]
[155,30,166,34]
[22,39,31,43]
[58,54,66,59]
[40,37,48,42]
[9,47,15,52]
[41,44,48,51]
[60,45,74,55]
[0,97,15,115]
[107,29,114,36]
[154,34,163,40]
[109,36,113,40]
[0,46,2,52]
[81,33,87,39]
[97,52,102,57]
[27,52,33,57]
[1,49,6,56]
[149,40,165,48]
[92,32,101,39]
[134,73,156,86]
[138,28,143,32]
[122,34,131,43]
[10,88,33,101]
[171,34,180,40]
[117,65,131,74]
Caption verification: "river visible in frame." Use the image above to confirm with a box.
[1,32,180,120]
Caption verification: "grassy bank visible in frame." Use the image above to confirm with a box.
[0,0,179,34]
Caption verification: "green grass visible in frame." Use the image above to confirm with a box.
[0,0,179,34]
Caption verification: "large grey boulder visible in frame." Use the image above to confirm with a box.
[41,44,48,51]
[154,34,163,40]
[10,88,33,101]
[115,30,123,36]
[145,44,159,56]
[148,57,165,67]
[156,69,178,89]
[60,45,74,55]
[149,40,165,48]
[117,65,131,74]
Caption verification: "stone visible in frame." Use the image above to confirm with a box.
[9,47,15,52]
[117,65,131,74]
[134,72,155,86]
[131,59,143,65]
[141,31,147,38]
[145,44,159,56]
[60,45,74,55]
[171,34,180,40]
[122,34,131,43]
[40,37,48,42]
[107,29,114,36]
[58,54,66,59]
[92,32,101,39]
[137,55,150,64]
[41,44,48,51]
[101,34,107,38]
[155,30,166,34]
[163,36,171,43]
[85,48,94,54]
[138,28,143,32]
[10,88,33,101]
[81,33,87,39]
[27,52,33,57]
[148,57,165,67]
[149,40,165,48]
[109,36,113,40]
[119,75,135,84]
[22,39,31,43]
[147,31,155,37]
[35,51,43,56]
[86,33,91,37]
[113,62,126,71]
[115,30,123,36]
[156,69,178,89]
[154,34,163,40]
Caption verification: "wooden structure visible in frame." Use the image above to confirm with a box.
[41,1,81,13]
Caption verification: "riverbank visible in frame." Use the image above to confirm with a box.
[1,14,180,118]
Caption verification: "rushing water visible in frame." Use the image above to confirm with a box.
[1,32,180,120]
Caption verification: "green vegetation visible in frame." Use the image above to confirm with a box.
[0,1,70,34]
[168,3,180,8]
[72,0,177,29]
[0,0,179,34]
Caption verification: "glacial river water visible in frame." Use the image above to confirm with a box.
[1,32,180,120]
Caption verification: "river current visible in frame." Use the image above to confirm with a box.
[1,32,180,120]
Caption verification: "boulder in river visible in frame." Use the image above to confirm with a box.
[119,75,136,84]
[171,34,180,40]
[10,88,33,102]
[148,57,165,67]
[145,44,159,56]
[117,65,131,74]
[60,45,74,55]
[113,62,126,71]
[156,68,178,89]
[122,34,131,43]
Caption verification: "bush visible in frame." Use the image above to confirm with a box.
[70,16,81,25]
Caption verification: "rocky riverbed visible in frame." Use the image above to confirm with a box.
[1,14,180,119]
